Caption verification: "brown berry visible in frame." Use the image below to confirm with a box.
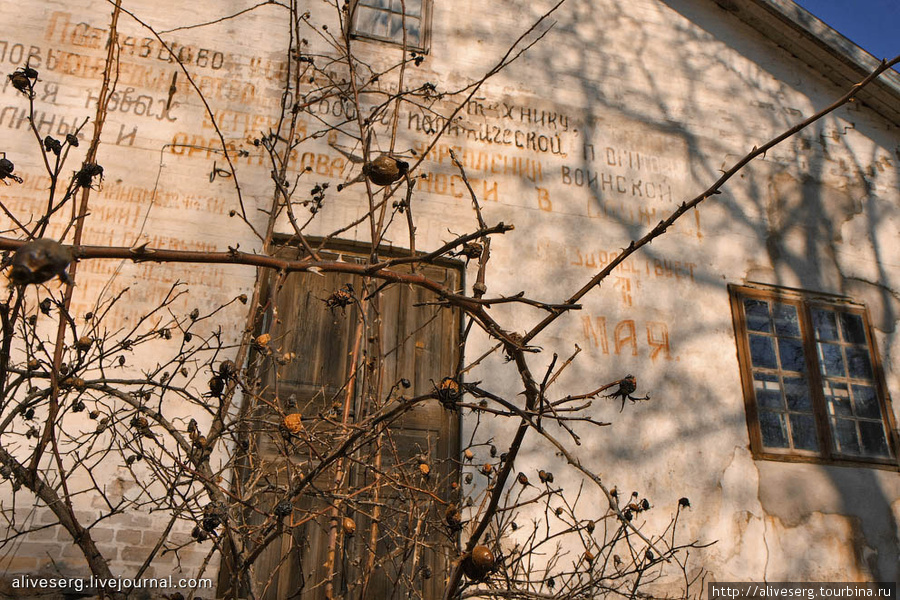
[282,413,303,434]
[342,516,356,535]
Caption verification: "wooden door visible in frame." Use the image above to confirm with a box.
[248,250,460,600]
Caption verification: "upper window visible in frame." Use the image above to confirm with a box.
[350,0,430,51]
[730,284,897,467]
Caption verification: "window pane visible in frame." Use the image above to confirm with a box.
[405,19,421,41]
[789,414,818,451]
[744,299,770,332]
[749,335,777,368]
[389,14,405,39]
[773,303,800,337]
[852,385,880,419]
[388,14,421,44]
[818,343,845,376]
[825,381,851,416]
[360,0,390,8]
[356,6,390,37]
[812,309,838,341]
[759,410,789,448]
[753,373,783,409]
[846,347,873,379]
[859,421,890,458]
[840,312,866,344]
[831,419,861,455]
[784,377,811,411]
[778,338,805,371]
[391,0,422,16]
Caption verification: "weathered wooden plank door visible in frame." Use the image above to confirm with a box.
[248,251,460,600]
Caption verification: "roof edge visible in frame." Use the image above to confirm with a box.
[714,0,900,126]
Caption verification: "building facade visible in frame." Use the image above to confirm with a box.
[0,0,897,596]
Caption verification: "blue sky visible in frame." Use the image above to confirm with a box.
[793,0,899,62]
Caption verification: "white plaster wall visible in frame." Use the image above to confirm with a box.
[0,0,897,589]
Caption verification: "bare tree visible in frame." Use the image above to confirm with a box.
[0,1,897,599]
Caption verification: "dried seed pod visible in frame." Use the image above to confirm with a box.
[471,545,494,570]
[207,375,225,398]
[75,163,103,189]
[583,549,595,564]
[586,519,595,534]
[8,67,35,97]
[678,497,691,508]
[462,545,495,581]
[436,377,461,409]
[273,500,293,518]
[363,154,409,186]
[9,239,74,286]
[444,505,463,531]
[202,502,226,532]
[516,472,529,486]
[418,463,431,477]
[606,374,645,411]
[282,413,303,434]
[43,136,61,155]
[218,360,237,378]
[277,351,295,365]
[324,283,354,310]
[75,336,92,351]
[538,469,553,484]
[463,448,474,461]
[457,242,483,261]
[342,516,356,536]
[0,157,22,183]
[480,463,492,475]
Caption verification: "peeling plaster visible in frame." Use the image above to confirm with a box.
[756,461,900,581]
